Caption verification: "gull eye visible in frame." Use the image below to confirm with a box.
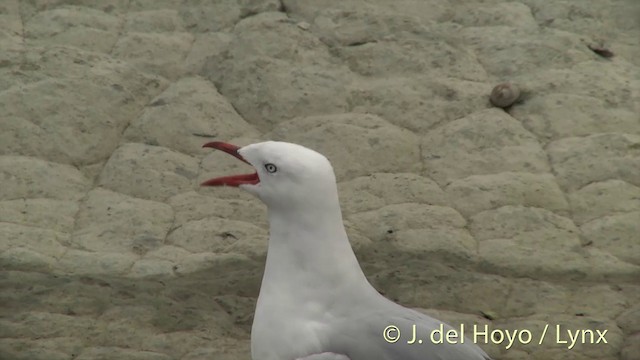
[264,163,277,173]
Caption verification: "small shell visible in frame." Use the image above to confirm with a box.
[490,83,521,108]
[587,43,614,58]
[296,21,310,30]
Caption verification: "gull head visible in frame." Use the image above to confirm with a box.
[201,141,339,210]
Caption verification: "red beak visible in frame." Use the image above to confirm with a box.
[201,142,260,187]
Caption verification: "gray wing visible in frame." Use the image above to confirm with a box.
[328,301,492,360]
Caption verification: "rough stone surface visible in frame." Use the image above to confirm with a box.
[421,109,551,186]
[98,143,201,202]
[1,1,638,359]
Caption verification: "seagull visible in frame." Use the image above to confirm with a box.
[202,141,492,360]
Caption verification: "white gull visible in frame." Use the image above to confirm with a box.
[202,141,492,360]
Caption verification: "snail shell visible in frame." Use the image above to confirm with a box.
[490,83,521,108]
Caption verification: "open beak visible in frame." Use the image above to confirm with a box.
[201,142,260,187]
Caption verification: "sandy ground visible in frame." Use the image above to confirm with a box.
[1,1,639,359]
